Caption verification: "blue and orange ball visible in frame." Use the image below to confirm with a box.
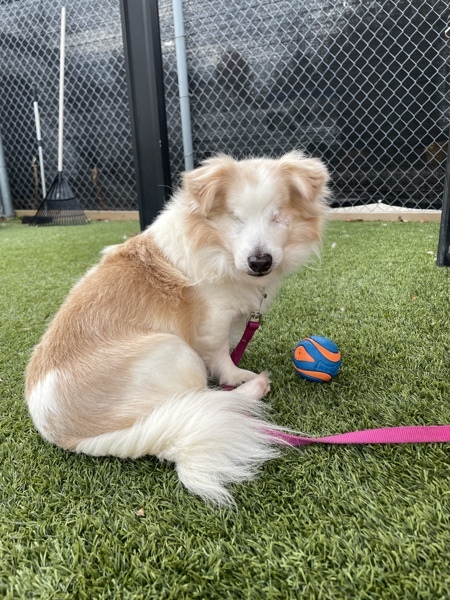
[292,336,341,383]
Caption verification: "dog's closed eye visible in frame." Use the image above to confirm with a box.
[271,211,290,227]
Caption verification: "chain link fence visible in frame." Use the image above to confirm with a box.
[0,0,136,211]
[0,0,448,212]
[160,0,449,209]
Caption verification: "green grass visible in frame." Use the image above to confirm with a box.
[1,218,450,599]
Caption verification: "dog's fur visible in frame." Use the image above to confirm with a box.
[25,151,329,504]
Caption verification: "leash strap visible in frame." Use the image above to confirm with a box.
[230,312,261,366]
[266,426,450,446]
[228,316,450,446]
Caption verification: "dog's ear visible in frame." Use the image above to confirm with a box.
[278,151,330,207]
[182,155,236,217]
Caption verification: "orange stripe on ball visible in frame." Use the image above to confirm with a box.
[294,366,332,382]
[306,338,341,363]
[293,345,314,363]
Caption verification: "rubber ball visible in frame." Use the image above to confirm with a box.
[292,335,341,383]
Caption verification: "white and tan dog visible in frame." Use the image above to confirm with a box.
[26,151,329,504]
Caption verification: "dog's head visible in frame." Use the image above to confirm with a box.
[182,151,330,280]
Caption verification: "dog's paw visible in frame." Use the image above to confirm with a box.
[219,367,259,388]
[235,371,271,399]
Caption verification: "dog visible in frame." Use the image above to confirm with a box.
[25,151,330,504]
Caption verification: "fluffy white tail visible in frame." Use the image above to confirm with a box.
[75,388,279,505]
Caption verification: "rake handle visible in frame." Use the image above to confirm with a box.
[58,6,66,173]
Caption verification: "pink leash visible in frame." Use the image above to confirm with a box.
[268,426,450,446]
[230,312,262,366]
[229,316,450,446]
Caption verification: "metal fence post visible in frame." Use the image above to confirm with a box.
[0,131,14,218]
[119,0,172,230]
[437,139,450,266]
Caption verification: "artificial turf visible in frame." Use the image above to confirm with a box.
[1,218,450,599]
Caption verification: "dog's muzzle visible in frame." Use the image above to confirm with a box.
[247,253,273,276]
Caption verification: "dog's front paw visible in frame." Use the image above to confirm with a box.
[236,371,271,399]
[219,367,258,388]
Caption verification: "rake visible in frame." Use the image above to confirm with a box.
[30,6,88,226]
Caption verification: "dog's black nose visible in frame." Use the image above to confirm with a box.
[248,254,273,274]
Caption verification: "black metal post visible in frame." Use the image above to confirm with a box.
[119,0,172,230]
[437,134,450,266]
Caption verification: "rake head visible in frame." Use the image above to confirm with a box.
[30,172,89,226]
